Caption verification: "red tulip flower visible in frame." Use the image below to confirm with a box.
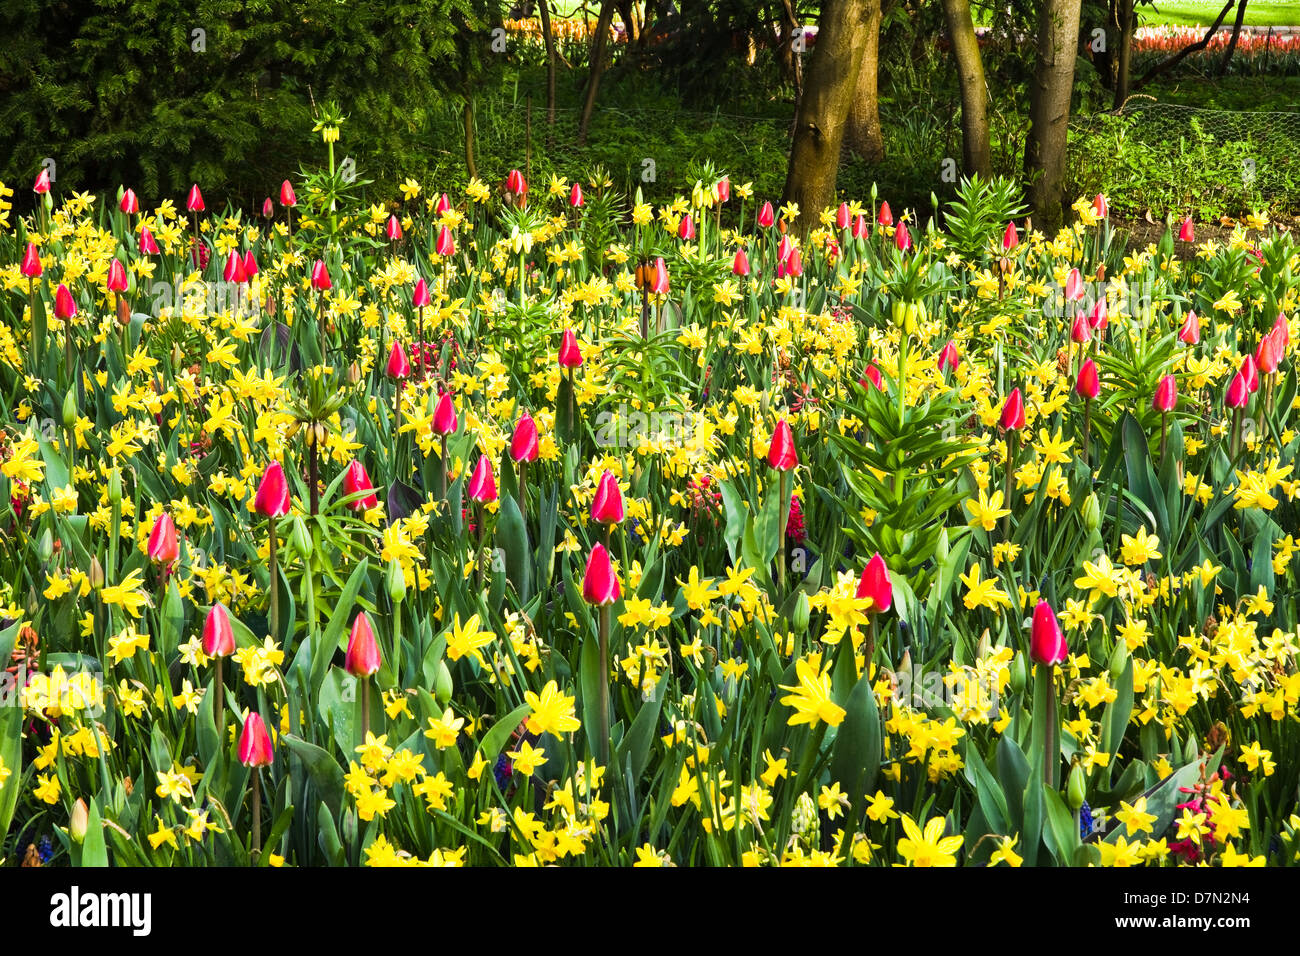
[54,283,77,321]
[238,712,275,767]
[861,364,884,391]
[254,462,291,518]
[310,260,332,291]
[582,543,620,606]
[436,225,455,258]
[1002,221,1019,251]
[511,412,540,464]
[851,214,868,240]
[1064,268,1084,302]
[413,278,432,308]
[33,168,51,194]
[877,201,893,227]
[1178,311,1200,345]
[203,604,237,658]
[938,341,960,373]
[147,513,179,565]
[894,221,911,252]
[186,184,205,212]
[242,250,258,280]
[222,251,246,285]
[106,259,129,294]
[120,188,139,214]
[345,612,382,678]
[385,215,402,242]
[20,243,42,278]
[732,248,751,276]
[280,180,297,207]
[650,257,670,295]
[559,329,583,368]
[343,460,379,511]
[1241,355,1259,393]
[591,471,625,526]
[1092,194,1109,219]
[139,226,160,256]
[506,169,527,197]
[855,553,892,613]
[1225,370,1249,409]
[767,419,798,472]
[1076,359,1100,399]
[386,340,411,381]
[1030,600,1068,666]
[467,455,497,504]
[435,193,451,215]
[1256,333,1280,375]
[678,214,695,241]
[836,202,851,231]
[570,182,584,208]
[1153,374,1178,412]
[757,201,775,228]
[1000,388,1026,431]
[1070,314,1092,344]
[432,392,458,436]
[1177,216,1194,243]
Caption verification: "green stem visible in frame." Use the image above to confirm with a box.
[268,516,279,640]
[252,769,262,862]
[597,604,611,770]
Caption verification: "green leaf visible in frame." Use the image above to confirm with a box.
[614,675,667,786]
[284,735,346,819]
[314,558,370,697]
[497,491,532,604]
[1042,787,1079,866]
[81,799,110,867]
[478,702,533,764]
[828,670,881,803]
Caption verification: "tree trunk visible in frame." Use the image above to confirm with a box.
[1218,0,1249,75]
[617,0,639,44]
[578,1,618,145]
[1024,0,1083,229]
[1112,0,1134,108]
[782,0,873,234]
[844,0,884,163]
[538,0,558,127]
[941,0,991,178]
[463,95,478,180]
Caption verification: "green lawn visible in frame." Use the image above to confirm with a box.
[1142,0,1300,27]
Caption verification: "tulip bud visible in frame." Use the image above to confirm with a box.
[54,283,78,321]
[1178,311,1200,345]
[1002,221,1019,251]
[290,515,313,559]
[70,799,89,843]
[1082,493,1101,532]
[1070,314,1092,344]
[33,168,52,194]
[186,184,205,212]
[937,341,960,373]
[570,182,585,208]
[1177,216,1194,243]
[386,558,407,604]
[836,202,851,231]
[1092,194,1109,219]
[280,180,297,207]
[238,712,275,767]
[62,388,77,429]
[345,612,381,678]
[385,215,402,242]
[435,225,455,258]
[413,278,432,308]
[732,248,751,276]
[1064,268,1084,302]
[1225,370,1249,409]
[203,603,237,658]
[139,226,160,256]
[38,528,53,563]
[877,201,893,227]
[434,660,453,707]
[757,201,775,228]
[1108,638,1129,683]
[89,557,105,591]
[1241,355,1259,394]
[108,468,123,505]
[1009,651,1027,694]
[894,221,911,252]
[582,543,620,606]
[791,591,810,633]
[343,461,379,511]
[310,260,332,291]
[1067,762,1086,812]
[262,197,274,219]
[650,257,670,295]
